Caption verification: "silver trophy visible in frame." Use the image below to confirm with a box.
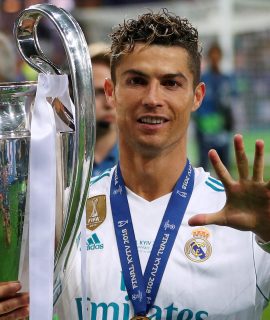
[0,2,95,306]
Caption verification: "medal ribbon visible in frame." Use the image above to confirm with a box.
[110,160,194,316]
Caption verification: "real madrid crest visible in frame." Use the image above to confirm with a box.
[86,195,106,231]
[184,227,212,263]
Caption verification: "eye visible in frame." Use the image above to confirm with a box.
[161,79,181,88]
[126,76,147,86]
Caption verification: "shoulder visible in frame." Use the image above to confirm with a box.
[192,167,226,209]
[194,167,224,191]
[89,166,115,196]
[183,166,226,214]
[90,167,113,185]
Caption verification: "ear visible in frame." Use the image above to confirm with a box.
[192,82,206,112]
[104,78,116,107]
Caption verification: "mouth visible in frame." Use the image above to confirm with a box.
[138,116,168,125]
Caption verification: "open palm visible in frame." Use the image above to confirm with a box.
[189,134,270,242]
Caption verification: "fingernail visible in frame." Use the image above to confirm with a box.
[10,281,21,289]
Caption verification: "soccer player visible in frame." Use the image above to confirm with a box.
[89,42,118,177]
[1,9,270,320]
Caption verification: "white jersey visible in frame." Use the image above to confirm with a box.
[53,166,270,320]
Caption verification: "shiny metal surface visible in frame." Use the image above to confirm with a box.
[0,136,29,281]
[14,3,95,268]
[55,131,74,246]
[0,82,33,281]
[0,3,95,303]
[0,82,35,136]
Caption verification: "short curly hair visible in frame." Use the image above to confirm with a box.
[109,9,202,88]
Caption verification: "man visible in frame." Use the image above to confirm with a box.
[1,9,270,320]
[89,42,118,176]
[194,42,235,170]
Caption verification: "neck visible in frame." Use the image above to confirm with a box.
[94,125,117,164]
[211,65,220,74]
[119,143,188,201]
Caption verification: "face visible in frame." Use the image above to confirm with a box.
[93,62,115,125]
[105,44,205,157]
[208,48,222,69]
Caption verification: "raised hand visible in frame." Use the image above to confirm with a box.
[189,134,270,242]
[0,281,29,319]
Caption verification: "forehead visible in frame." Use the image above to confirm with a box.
[92,63,110,79]
[92,61,110,72]
[116,43,191,77]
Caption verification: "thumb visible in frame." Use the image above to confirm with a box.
[188,211,225,227]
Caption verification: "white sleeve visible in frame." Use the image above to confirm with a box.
[253,235,270,302]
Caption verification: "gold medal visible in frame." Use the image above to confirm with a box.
[130,316,150,320]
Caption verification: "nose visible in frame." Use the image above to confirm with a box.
[141,81,163,108]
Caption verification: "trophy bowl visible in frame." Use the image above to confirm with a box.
[0,3,95,318]
[0,81,34,281]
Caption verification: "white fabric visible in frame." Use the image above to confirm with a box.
[29,74,73,320]
[255,236,270,253]
[80,207,88,320]
[53,167,270,320]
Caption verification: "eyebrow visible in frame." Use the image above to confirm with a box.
[121,69,148,78]
[163,73,188,82]
[121,69,188,82]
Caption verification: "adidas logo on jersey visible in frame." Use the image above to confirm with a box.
[87,233,104,251]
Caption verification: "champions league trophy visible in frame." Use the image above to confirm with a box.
[0,3,95,317]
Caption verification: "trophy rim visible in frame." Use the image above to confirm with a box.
[0,80,36,86]
[0,81,37,91]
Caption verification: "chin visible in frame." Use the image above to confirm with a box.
[134,141,164,157]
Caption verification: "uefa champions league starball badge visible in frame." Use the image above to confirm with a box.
[184,227,212,263]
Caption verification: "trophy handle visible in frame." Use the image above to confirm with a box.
[14,4,95,266]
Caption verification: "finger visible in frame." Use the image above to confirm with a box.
[0,293,29,316]
[208,149,232,187]
[0,306,29,319]
[0,283,19,288]
[234,134,249,180]
[252,139,264,182]
[0,283,21,299]
[188,211,226,227]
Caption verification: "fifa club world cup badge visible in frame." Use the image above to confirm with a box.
[184,227,212,263]
[86,195,106,231]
